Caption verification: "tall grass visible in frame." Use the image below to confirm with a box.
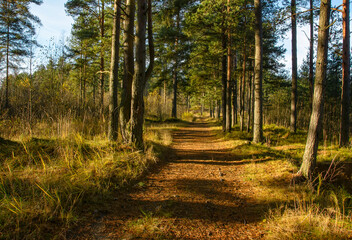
[266,185,352,240]
[0,117,175,239]
[228,123,352,239]
[267,203,352,240]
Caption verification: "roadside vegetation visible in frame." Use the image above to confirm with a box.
[0,116,179,239]
[218,123,352,239]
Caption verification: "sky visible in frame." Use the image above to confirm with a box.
[30,0,343,74]
[30,0,73,47]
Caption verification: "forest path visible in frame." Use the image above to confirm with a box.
[72,119,266,239]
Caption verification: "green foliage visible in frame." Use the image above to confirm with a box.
[0,0,42,61]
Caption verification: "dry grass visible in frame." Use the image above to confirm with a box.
[220,122,352,239]
[0,117,178,239]
[266,203,352,240]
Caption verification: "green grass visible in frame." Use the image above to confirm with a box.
[222,122,352,239]
[266,203,352,240]
[0,119,178,239]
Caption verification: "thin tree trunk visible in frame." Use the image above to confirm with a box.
[83,57,87,108]
[222,28,227,132]
[172,11,180,119]
[108,0,121,141]
[247,67,252,132]
[172,67,178,118]
[29,40,33,130]
[299,0,330,179]
[226,51,232,130]
[253,0,263,143]
[226,0,232,132]
[79,47,83,113]
[210,96,213,118]
[240,46,247,132]
[217,99,221,119]
[120,0,135,143]
[232,53,237,126]
[99,0,105,116]
[290,0,298,133]
[251,60,255,132]
[5,24,10,109]
[309,0,314,102]
[339,0,350,147]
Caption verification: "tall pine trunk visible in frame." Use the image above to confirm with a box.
[253,0,263,143]
[339,0,350,147]
[172,11,180,119]
[221,28,227,132]
[99,0,105,116]
[240,46,247,132]
[290,0,297,133]
[226,0,232,132]
[299,0,330,179]
[120,0,135,143]
[5,24,9,109]
[247,67,252,132]
[309,0,314,102]
[226,34,232,131]
[232,53,238,126]
[130,0,154,150]
[108,0,121,141]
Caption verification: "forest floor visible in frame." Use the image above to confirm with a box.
[2,117,351,239]
[68,118,293,239]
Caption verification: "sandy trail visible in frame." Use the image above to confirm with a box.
[71,120,265,239]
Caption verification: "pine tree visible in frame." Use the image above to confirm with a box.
[299,0,331,179]
[130,0,154,149]
[253,0,263,143]
[108,0,121,141]
[120,0,135,143]
[339,0,350,147]
[0,0,42,109]
[65,0,110,115]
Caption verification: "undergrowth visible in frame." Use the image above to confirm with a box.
[223,122,352,239]
[0,119,176,239]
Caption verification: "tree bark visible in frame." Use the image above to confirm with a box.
[217,100,221,119]
[247,66,252,132]
[222,28,227,132]
[99,0,105,116]
[240,46,247,132]
[130,0,147,149]
[130,0,154,150]
[251,60,255,132]
[253,0,263,143]
[172,11,180,119]
[290,0,297,133]
[226,0,232,132]
[309,0,314,102]
[108,0,121,141]
[5,23,9,109]
[299,0,330,179]
[120,0,135,143]
[232,53,237,126]
[339,0,350,147]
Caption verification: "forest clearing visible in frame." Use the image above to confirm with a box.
[1,0,352,239]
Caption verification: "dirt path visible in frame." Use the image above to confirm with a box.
[71,120,265,239]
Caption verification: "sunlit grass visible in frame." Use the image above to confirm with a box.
[222,122,352,239]
[266,203,352,240]
[0,119,177,239]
